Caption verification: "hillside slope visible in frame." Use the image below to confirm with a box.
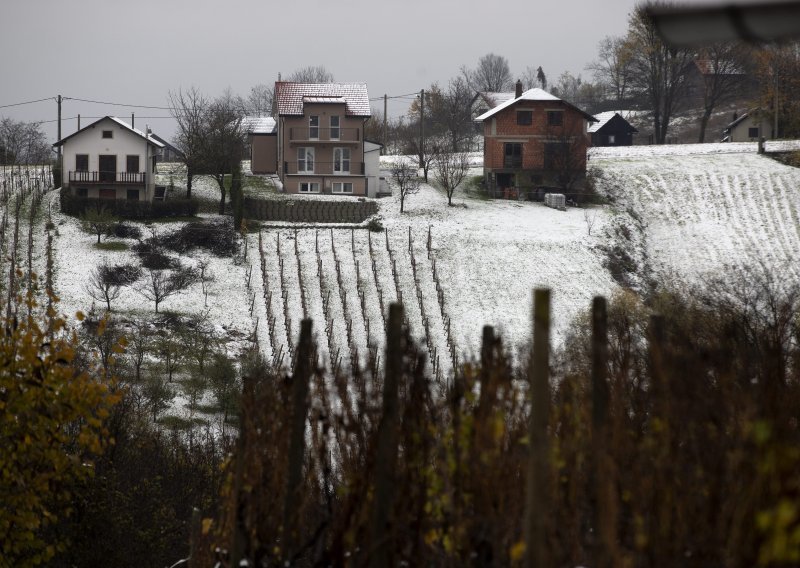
[591,147,800,285]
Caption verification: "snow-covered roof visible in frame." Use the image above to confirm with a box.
[588,111,638,133]
[275,83,371,117]
[475,88,594,122]
[243,116,277,134]
[53,116,164,148]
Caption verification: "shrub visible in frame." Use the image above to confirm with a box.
[160,219,239,257]
[109,222,143,240]
[367,217,384,232]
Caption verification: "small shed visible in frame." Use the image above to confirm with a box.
[244,116,277,174]
[722,110,771,142]
[589,112,638,146]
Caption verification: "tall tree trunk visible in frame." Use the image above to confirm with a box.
[698,107,713,143]
[186,165,193,199]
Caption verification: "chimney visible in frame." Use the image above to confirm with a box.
[515,79,523,98]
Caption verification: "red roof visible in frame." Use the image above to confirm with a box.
[275,82,371,117]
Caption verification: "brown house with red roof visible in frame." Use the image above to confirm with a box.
[275,82,372,196]
[475,81,596,199]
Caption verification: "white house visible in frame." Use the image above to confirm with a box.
[364,140,382,198]
[723,110,772,142]
[53,116,164,201]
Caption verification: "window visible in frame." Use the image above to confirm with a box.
[126,155,140,173]
[330,116,340,140]
[76,188,88,198]
[748,127,760,138]
[299,182,320,193]
[547,111,563,126]
[309,115,319,139]
[297,147,314,173]
[517,111,532,125]
[607,135,616,144]
[127,189,140,200]
[334,147,350,173]
[503,143,522,168]
[102,130,113,139]
[75,154,89,171]
[332,182,353,194]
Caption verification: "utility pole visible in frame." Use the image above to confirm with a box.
[419,89,425,170]
[57,95,63,182]
[383,94,388,155]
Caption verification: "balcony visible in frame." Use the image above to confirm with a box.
[289,127,360,143]
[283,161,365,175]
[69,171,145,184]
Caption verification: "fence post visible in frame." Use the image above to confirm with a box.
[591,296,619,567]
[368,303,403,567]
[283,319,313,563]
[525,288,550,567]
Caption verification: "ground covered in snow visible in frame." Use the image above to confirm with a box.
[591,145,800,286]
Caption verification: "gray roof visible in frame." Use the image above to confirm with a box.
[243,116,277,134]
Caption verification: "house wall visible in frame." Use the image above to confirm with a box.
[278,102,367,196]
[729,114,772,142]
[62,119,155,201]
[482,101,590,171]
[250,134,277,174]
[364,140,381,198]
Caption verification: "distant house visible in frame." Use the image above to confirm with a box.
[53,116,163,202]
[683,58,755,106]
[244,116,277,174]
[275,82,372,196]
[723,110,772,142]
[475,80,596,198]
[589,112,638,146]
[149,133,183,162]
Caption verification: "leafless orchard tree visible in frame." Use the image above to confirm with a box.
[390,158,422,214]
[433,149,471,206]
[85,261,141,311]
[80,207,118,244]
[136,265,198,313]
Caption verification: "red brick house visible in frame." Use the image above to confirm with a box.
[475,81,596,199]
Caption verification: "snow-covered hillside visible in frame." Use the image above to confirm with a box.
[591,147,800,285]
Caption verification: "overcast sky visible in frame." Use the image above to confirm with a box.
[1,0,645,143]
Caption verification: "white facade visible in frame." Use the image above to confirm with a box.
[57,117,163,201]
[364,140,381,198]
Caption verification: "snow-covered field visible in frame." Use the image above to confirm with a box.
[591,147,800,285]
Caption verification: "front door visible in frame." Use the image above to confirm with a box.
[99,155,116,183]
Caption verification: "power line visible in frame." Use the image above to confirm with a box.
[64,96,171,110]
[0,97,54,109]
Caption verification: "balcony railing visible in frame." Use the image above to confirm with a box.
[69,171,146,184]
[283,161,365,175]
[289,127,360,142]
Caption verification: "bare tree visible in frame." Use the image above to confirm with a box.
[127,321,152,383]
[84,261,140,311]
[626,6,693,144]
[168,87,210,199]
[287,65,335,83]
[427,77,475,152]
[521,66,547,90]
[433,149,471,206]
[390,158,422,214]
[0,118,50,165]
[462,53,513,92]
[551,72,584,102]
[136,265,198,313]
[205,90,247,214]
[587,36,635,104]
[697,43,753,142]
[81,207,118,244]
[544,121,591,195]
[246,83,274,116]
